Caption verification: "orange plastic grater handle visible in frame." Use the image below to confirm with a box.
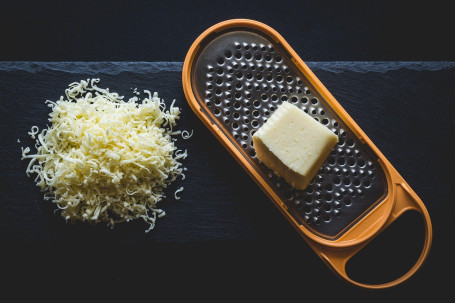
[312,167,432,289]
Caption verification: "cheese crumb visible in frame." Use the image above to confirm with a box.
[21,78,189,232]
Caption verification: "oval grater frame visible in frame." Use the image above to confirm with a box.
[182,19,432,289]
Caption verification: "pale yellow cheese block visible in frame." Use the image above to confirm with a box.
[253,102,338,190]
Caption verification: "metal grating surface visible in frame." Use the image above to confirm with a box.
[191,29,387,238]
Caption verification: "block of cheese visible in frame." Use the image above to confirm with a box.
[253,102,338,190]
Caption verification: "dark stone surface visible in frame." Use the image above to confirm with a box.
[1,62,453,298]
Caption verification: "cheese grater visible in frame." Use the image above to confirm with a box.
[182,19,432,289]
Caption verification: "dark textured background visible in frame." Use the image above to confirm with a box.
[1,0,454,300]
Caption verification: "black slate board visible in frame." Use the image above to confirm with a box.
[1,62,454,298]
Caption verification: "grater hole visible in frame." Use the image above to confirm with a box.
[265,54,272,61]
[324,202,332,212]
[252,110,260,117]
[206,101,211,107]
[291,96,298,103]
[235,52,242,59]
[233,112,240,119]
[344,197,352,206]
[250,150,256,157]
[217,57,224,65]
[252,120,259,128]
[253,100,260,108]
[224,50,232,58]
[286,76,293,83]
[271,94,278,102]
[301,97,308,104]
[276,55,282,62]
[276,75,283,82]
[303,205,311,214]
[214,108,220,116]
[245,52,252,60]
[353,178,361,187]
[322,118,329,125]
[343,178,351,185]
[216,78,222,85]
[234,92,241,100]
[234,133,239,139]
[255,53,262,61]
[325,193,333,202]
[242,143,247,149]
[325,183,333,191]
[281,95,288,102]
[358,159,366,167]
[232,122,239,129]
[214,99,221,105]
[224,118,230,124]
[246,73,253,80]
[305,186,314,194]
[266,74,273,81]
[311,98,318,105]
[348,158,356,166]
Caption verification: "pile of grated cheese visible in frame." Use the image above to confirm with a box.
[21,78,191,232]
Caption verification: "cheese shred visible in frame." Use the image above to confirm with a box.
[21,78,189,232]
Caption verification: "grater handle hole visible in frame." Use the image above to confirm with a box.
[345,210,424,285]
